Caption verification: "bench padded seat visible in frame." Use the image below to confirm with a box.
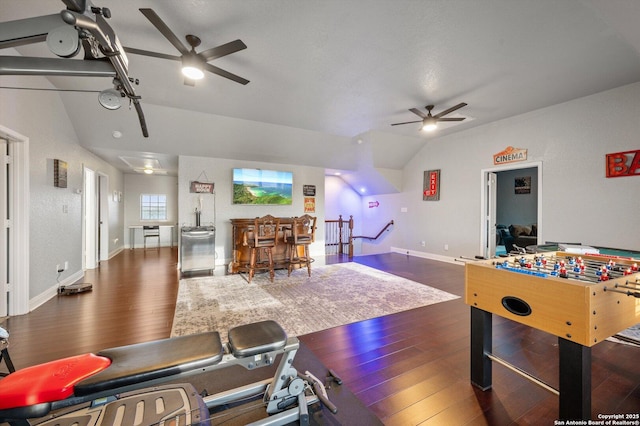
[0,353,111,410]
[74,331,223,396]
[228,320,287,357]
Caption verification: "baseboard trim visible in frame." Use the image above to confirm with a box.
[29,270,85,312]
[108,246,124,260]
[389,247,463,266]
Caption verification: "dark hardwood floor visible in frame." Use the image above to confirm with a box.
[1,248,638,425]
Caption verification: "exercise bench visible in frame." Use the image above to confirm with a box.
[0,320,335,426]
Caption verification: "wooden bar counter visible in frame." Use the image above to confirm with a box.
[228,217,295,274]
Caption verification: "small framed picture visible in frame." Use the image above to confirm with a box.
[53,159,67,188]
[515,176,531,194]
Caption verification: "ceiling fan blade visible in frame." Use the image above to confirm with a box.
[204,63,249,85]
[199,39,247,62]
[391,120,422,126]
[409,108,427,119]
[124,47,181,61]
[433,102,467,118]
[437,117,465,122]
[139,8,190,55]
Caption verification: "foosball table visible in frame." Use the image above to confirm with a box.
[465,251,640,420]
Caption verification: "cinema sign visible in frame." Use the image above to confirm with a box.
[493,146,528,165]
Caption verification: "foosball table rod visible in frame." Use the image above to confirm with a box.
[486,353,559,396]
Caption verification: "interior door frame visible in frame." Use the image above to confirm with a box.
[0,124,29,315]
[98,172,109,262]
[83,166,97,269]
[480,161,543,258]
[486,172,497,258]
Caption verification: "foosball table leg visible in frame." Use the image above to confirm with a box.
[558,338,591,420]
[470,306,492,390]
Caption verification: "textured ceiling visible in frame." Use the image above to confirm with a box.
[2,0,640,183]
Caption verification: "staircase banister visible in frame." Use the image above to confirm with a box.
[352,220,394,241]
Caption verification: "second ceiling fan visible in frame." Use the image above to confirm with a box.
[392,103,467,132]
[124,8,249,86]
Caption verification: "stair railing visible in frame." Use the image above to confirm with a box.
[325,215,354,257]
[352,220,394,241]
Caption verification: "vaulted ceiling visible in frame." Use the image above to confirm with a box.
[2,1,640,189]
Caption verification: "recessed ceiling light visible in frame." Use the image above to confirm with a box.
[112,130,123,138]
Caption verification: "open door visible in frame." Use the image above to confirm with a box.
[486,172,497,259]
[0,125,29,315]
[480,162,543,258]
[83,167,98,269]
[0,138,8,317]
[98,173,109,262]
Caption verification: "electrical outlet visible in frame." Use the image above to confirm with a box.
[64,261,68,270]
[444,244,449,251]
[421,241,426,247]
[56,264,60,273]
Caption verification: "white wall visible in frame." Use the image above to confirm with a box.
[124,174,178,248]
[382,81,640,259]
[0,71,125,306]
[178,156,326,268]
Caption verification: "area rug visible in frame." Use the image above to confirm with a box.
[171,262,459,339]
[608,323,640,346]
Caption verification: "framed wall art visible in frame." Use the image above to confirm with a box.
[423,169,440,201]
[514,176,531,194]
[53,159,67,188]
[232,168,293,205]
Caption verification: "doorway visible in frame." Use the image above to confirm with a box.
[0,125,29,316]
[481,162,543,258]
[83,167,98,269]
[98,173,109,262]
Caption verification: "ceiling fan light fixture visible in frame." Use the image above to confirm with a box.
[181,55,204,80]
[182,65,204,80]
[421,117,437,132]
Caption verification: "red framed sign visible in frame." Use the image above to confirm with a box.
[423,169,440,201]
[606,149,640,178]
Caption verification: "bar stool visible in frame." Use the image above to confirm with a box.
[245,215,280,283]
[285,215,316,277]
[143,225,160,250]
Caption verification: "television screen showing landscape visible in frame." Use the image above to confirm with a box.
[233,168,293,205]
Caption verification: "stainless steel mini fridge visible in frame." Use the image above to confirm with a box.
[180,226,215,274]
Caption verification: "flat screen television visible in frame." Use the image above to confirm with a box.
[232,168,293,205]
